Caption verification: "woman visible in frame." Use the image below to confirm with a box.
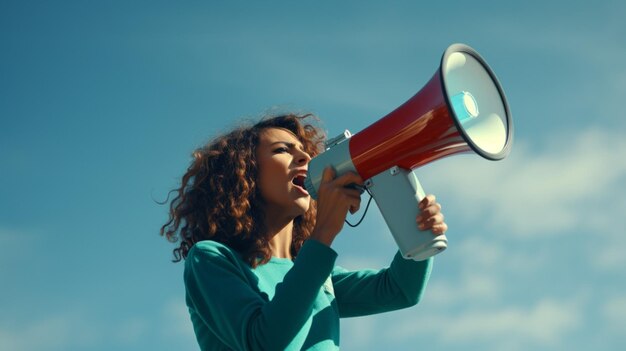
[161,113,447,350]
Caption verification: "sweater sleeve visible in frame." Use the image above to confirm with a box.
[184,239,337,350]
[332,252,433,318]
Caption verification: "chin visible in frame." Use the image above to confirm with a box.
[294,198,311,215]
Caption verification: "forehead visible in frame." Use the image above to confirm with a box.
[259,128,303,146]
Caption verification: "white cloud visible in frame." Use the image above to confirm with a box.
[114,317,149,344]
[421,129,626,238]
[0,300,197,351]
[338,316,377,350]
[602,295,626,331]
[335,129,626,349]
[417,129,626,275]
[160,298,197,344]
[455,236,548,274]
[417,236,553,308]
[387,298,583,349]
[0,313,96,351]
[0,226,42,254]
[594,243,626,270]
[0,226,35,244]
[426,270,501,306]
[335,254,389,272]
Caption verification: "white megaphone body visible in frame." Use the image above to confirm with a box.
[303,43,513,261]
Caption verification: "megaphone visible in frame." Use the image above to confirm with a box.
[304,43,513,261]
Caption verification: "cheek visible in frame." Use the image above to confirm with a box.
[258,160,287,199]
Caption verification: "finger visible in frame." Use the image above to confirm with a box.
[416,203,442,222]
[431,223,448,236]
[418,213,444,230]
[321,167,336,183]
[428,213,445,226]
[420,203,443,218]
[333,171,364,187]
[348,197,362,214]
[345,183,366,194]
[343,187,363,199]
[419,194,436,209]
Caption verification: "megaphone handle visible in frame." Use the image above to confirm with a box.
[368,167,448,261]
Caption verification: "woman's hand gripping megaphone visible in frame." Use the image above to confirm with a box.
[309,167,364,246]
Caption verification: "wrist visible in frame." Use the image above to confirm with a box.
[309,228,335,247]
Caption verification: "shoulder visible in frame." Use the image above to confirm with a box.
[185,240,247,272]
[184,240,258,294]
[188,240,235,258]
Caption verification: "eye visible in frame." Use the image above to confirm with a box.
[273,147,289,154]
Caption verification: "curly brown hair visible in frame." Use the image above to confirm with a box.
[160,113,326,267]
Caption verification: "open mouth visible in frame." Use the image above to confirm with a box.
[292,175,306,188]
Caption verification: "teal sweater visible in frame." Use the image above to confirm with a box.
[184,239,433,350]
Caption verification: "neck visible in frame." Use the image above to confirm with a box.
[266,216,295,259]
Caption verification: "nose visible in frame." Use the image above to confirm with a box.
[296,149,311,165]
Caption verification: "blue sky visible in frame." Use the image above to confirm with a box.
[1,1,625,350]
